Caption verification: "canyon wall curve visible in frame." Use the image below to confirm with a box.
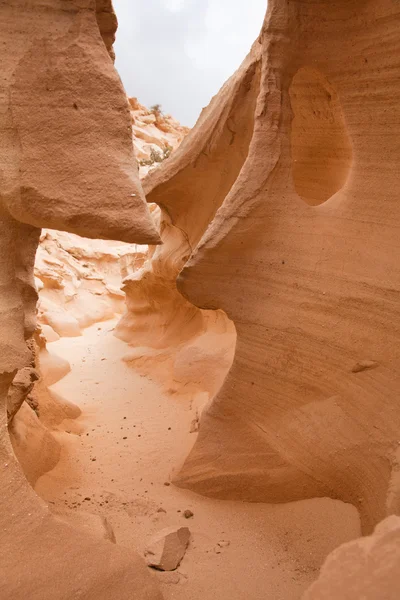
[114,43,263,400]
[172,0,400,538]
[0,2,161,598]
[3,0,400,597]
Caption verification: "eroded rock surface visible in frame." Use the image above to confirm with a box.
[0,1,161,598]
[4,0,400,597]
[303,516,400,600]
[7,366,39,424]
[36,229,136,337]
[129,97,190,178]
[116,209,236,401]
[35,99,188,341]
[132,0,400,539]
[114,42,262,402]
[145,526,191,571]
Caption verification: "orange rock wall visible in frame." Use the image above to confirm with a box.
[0,2,161,598]
[144,0,400,536]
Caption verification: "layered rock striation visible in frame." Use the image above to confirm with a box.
[114,41,261,401]
[34,98,188,341]
[304,516,400,599]
[0,1,161,598]
[3,0,400,597]
[36,229,138,337]
[136,0,400,540]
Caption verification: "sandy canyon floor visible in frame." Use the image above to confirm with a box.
[35,318,361,600]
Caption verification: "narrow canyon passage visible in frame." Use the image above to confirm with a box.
[34,318,360,600]
[3,1,400,597]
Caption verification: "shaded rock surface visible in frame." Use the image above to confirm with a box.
[3,0,400,598]
[145,526,191,571]
[145,0,400,540]
[0,1,162,598]
[36,229,137,337]
[303,516,400,600]
[7,366,39,424]
[35,101,188,341]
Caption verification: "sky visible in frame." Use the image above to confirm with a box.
[112,0,267,127]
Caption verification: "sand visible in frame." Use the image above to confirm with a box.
[35,318,361,600]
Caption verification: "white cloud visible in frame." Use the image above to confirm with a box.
[164,0,186,11]
[112,0,267,126]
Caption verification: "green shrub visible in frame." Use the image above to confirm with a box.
[150,103,162,115]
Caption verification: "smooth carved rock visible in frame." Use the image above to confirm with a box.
[141,0,400,536]
[303,516,400,600]
[143,41,261,251]
[7,366,39,424]
[116,209,236,400]
[36,230,135,337]
[145,526,191,571]
[115,40,260,396]
[3,1,159,245]
[351,360,379,374]
[0,1,161,599]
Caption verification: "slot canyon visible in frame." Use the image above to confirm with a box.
[1,1,400,599]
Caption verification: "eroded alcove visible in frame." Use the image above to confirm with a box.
[289,67,352,206]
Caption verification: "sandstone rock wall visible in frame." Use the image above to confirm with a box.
[3,0,400,596]
[303,516,400,599]
[135,0,400,539]
[96,0,118,60]
[35,99,188,342]
[0,2,161,598]
[129,97,190,178]
[36,229,136,337]
[114,42,262,402]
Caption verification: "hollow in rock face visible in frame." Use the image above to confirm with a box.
[290,67,352,206]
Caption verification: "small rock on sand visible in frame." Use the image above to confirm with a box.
[144,526,191,571]
[351,360,379,373]
[214,540,231,554]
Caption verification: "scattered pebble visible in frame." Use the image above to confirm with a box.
[214,540,230,554]
[183,510,194,519]
[351,360,379,373]
[190,416,199,433]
